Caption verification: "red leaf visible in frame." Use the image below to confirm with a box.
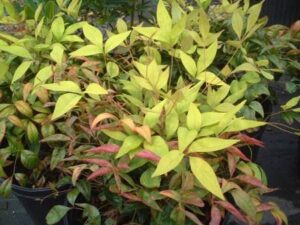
[257,203,274,212]
[228,146,251,162]
[184,210,204,225]
[87,144,120,154]
[209,205,222,225]
[135,150,160,161]
[120,192,142,202]
[236,133,264,147]
[117,162,129,170]
[160,190,181,202]
[87,167,113,180]
[82,158,112,167]
[216,201,247,223]
[227,152,236,177]
[168,140,178,149]
[236,175,269,190]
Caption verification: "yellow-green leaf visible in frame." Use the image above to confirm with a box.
[116,18,128,33]
[190,157,224,200]
[189,138,239,153]
[51,17,65,40]
[152,150,184,177]
[165,110,179,139]
[12,61,32,83]
[143,100,167,128]
[246,2,263,33]
[52,93,82,120]
[116,135,143,158]
[50,44,64,65]
[197,71,227,86]
[43,81,81,93]
[178,127,197,152]
[84,83,108,95]
[70,45,102,57]
[106,61,119,77]
[281,96,300,111]
[82,23,103,47]
[104,31,130,53]
[197,41,218,73]
[157,0,172,30]
[224,118,266,133]
[231,63,258,74]
[180,51,197,77]
[232,11,243,39]
[187,103,202,131]
[0,45,32,59]
[199,7,210,39]
[144,135,169,157]
[34,66,53,87]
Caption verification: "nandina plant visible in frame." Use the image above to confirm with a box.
[41,1,289,224]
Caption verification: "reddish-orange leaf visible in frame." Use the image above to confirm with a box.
[184,210,204,225]
[91,113,117,129]
[135,150,160,161]
[87,144,120,154]
[227,152,236,177]
[168,140,178,149]
[72,165,87,185]
[236,133,264,147]
[236,175,270,190]
[87,167,113,180]
[120,192,142,202]
[117,162,129,170]
[120,118,135,131]
[257,203,274,212]
[82,158,112,167]
[209,205,222,225]
[160,190,181,202]
[228,146,251,162]
[216,201,247,223]
[182,192,204,207]
[134,125,152,143]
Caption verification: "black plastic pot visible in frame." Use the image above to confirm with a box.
[8,182,68,225]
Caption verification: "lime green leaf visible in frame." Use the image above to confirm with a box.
[144,135,169,157]
[152,150,184,177]
[178,127,197,152]
[105,31,130,54]
[197,71,227,86]
[165,110,179,139]
[0,45,32,59]
[144,100,167,128]
[34,66,53,87]
[65,21,86,35]
[224,118,266,133]
[116,18,128,33]
[43,81,81,93]
[102,130,126,141]
[84,83,108,95]
[50,44,64,65]
[189,138,239,153]
[52,93,82,120]
[61,35,84,43]
[201,112,225,127]
[190,157,224,200]
[157,0,172,30]
[197,41,218,73]
[199,8,210,39]
[12,61,32,83]
[46,205,70,225]
[232,11,243,39]
[281,96,300,111]
[187,103,202,131]
[140,167,161,188]
[83,23,103,47]
[207,85,230,108]
[180,51,197,76]
[133,27,159,39]
[35,17,44,38]
[51,17,65,40]
[106,62,119,77]
[246,2,263,33]
[70,45,102,57]
[116,135,143,158]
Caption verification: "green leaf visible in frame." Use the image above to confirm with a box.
[224,118,266,133]
[46,205,70,225]
[11,61,32,83]
[0,178,12,198]
[67,189,79,206]
[180,51,197,76]
[50,147,66,170]
[50,44,64,65]
[106,62,119,77]
[152,150,184,177]
[82,23,103,47]
[249,101,264,117]
[241,72,260,84]
[140,167,161,188]
[70,45,102,57]
[77,203,101,225]
[116,135,143,158]
[165,110,179,139]
[232,63,258,74]
[231,189,256,219]
[189,138,239,153]
[21,150,38,169]
[260,71,274,80]
[51,17,65,40]
[34,66,53,87]
[232,10,243,39]
[187,103,202,131]
[190,157,224,200]
[52,93,82,120]
[104,31,130,54]
[197,41,218,73]
[246,2,263,33]
[84,83,108,95]
[144,135,169,157]
[43,81,81,93]
[76,180,91,201]
[178,127,197,152]
[116,18,128,33]
[35,17,44,38]
[102,130,126,141]
[0,45,32,59]
[281,96,300,111]
[157,0,172,30]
